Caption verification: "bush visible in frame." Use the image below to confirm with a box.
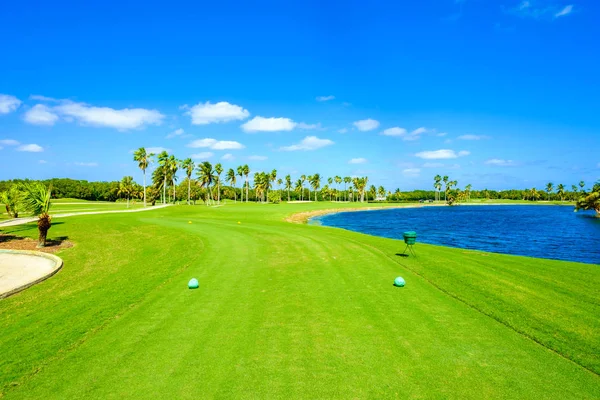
[268,192,281,204]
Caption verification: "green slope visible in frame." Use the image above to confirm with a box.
[1,203,598,399]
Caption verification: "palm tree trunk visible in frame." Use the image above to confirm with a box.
[163,176,167,204]
[143,170,147,207]
[218,181,221,204]
[37,215,51,248]
[188,177,191,205]
[246,177,249,203]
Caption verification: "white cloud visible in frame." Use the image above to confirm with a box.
[146,147,171,154]
[381,127,407,136]
[403,168,421,177]
[75,162,99,167]
[280,136,334,151]
[555,5,573,18]
[29,94,59,102]
[457,134,489,140]
[353,119,380,131]
[166,128,184,139]
[24,104,60,125]
[39,160,47,164]
[221,153,235,161]
[54,101,164,130]
[185,101,250,125]
[437,132,448,137]
[17,144,44,152]
[415,149,470,159]
[316,95,335,102]
[0,94,21,114]
[186,138,245,150]
[349,158,368,164]
[191,152,214,160]
[297,122,322,130]
[241,116,296,132]
[403,127,429,141]
[485,158,518,167]
[338,128,348,134]
[248,155,268,161]
[0,139,20,146]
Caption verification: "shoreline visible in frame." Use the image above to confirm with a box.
[286,202,574,224]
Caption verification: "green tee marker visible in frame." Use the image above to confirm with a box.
[188,278,199,289]
[394,277,405,287]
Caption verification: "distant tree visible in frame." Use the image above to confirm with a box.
[343,177,351,201]
[0,185,24,218]
[335,176,342,201]
[434,175,442,202]
[556,184,565,202]
[300,175,306,201]
[237,166,245,202]
[157,151,170,204]
[118,176,135,208]
[277,178,283,201]
[294,178,303,200]
[285,175,292,202]
[442,175,449,202]
[197,162,215,205]
[310,174,321,201]
[243,165,250,203]
[168,155,179,203]
[215,163,223,204]
[377,185,386,200]
[579,181,585,192]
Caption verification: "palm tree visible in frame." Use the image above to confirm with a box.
[310,174,321,201]
[300,175,306,201]
[344,177,351,201]
[369,185,377,201]
[442,175,449,202]
[531,187,540,201]
[575,181,600,216]
[294,178,303,200]
[434,174,442,202]
[157,151,170,204]
[285,175,292,202]
[269,169,277,201]
[557,184,565,202]
[168,155,179,203]
[133,147,154,207]
[237,166,244,202]
[394,188,402,201]
[465,184,472,202]
[226,168,237,202]
[215,163,223,204]
[579,181,585,192]
[378,185,386,200]
[118,176,135,208]
[243,165,250,203]
[20,182,52,247]
[334,176,342,201]
[546,182,554,201]
[180,158,195,205]
[197,161,215,205]
[0,185,24,218]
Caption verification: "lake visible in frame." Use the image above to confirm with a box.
[314,205,600,265]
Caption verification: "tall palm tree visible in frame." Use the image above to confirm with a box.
[181,158,195,205]
[215,163,223,204]
[285,175,292,202]
[269,169,277,201]
[300,175,306,201]
[294,178,302,200]
[442,175,449,202]
[465,184,472,202]
[237,166,244,202]
[197,161,215,205]
[310,174,321,201]
[168,155,179,203]
[378,186,386,200]
[369,185,377,201]
[226,168,237,202]
[21,182,52,247]
[546,182,554,201]
[343,177,351,201]
[118,176,135,208]
[334,176,342,201]
[556,183,565,202]
[243,164,250,203]
[133,147,154,207]
[157,151,170,204]
[394,188,402,201]
[434,174,442,202]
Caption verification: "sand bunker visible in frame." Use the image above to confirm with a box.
[0,250,63,299]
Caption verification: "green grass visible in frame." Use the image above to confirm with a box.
[0,202,598,399]
[0,200,144,220]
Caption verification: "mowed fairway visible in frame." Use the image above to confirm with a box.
[1,203,599,399]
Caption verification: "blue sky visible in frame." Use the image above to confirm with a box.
[0,0,598,191]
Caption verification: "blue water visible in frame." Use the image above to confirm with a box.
[315,205,600,265]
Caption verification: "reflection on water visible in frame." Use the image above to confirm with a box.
[316,205,600,265]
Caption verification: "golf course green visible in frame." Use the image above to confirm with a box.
[1,202,599,399]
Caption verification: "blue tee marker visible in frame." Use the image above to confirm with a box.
[188,278,199,289]
[394,277,405,287]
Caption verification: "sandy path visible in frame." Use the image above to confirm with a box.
[0,204,171,228]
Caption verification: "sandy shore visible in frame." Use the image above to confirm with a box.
[285,204,432,224]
